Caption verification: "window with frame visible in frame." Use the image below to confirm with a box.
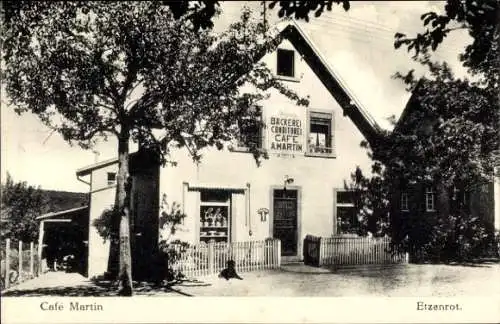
[425,187,435,212]
[400,192,409,211]
[308,111,334,156]
[336,190,359,234]
[277,49,295,78]
[199,190,231,243]
[107,172,116,186]
[235,108,263,150]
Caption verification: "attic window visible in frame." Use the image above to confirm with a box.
[277,49,295,77]
[107,172,116,186]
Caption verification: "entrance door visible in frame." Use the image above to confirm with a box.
[273,189,298,256]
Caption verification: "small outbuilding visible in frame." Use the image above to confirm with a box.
[37,206,89,276]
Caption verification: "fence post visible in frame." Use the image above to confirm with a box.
[18,240,23,282]
[318,237,323,267]
[5,239,11,289]
[30,242,34,278]
[37,221,45,276]
[277,240,281,267]
[208,242,214,275]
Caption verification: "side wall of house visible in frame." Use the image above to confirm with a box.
[87,164,117,278]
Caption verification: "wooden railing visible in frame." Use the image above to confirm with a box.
[1,239,41,290]
[170,239,281,278]
[304,235,408,267]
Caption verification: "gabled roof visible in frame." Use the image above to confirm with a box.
[76,157,121,177]
[76,21,383,176]
[392,79,428,134]
[276,21,382,142]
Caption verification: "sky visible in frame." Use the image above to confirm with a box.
[0,1,471,193]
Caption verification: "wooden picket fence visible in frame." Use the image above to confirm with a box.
[170,239,281,278]
[1,238,41,290]
[304,235,408,267]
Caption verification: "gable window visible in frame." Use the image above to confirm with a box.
[199,190,231,244]
[107,172,116,186]
[400,192,409,211]
[336,190,358,234]
[425,187,435,212]
[277,49,295,78]
[307,111,334,156]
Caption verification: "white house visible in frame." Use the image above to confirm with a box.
[74,21,385,278]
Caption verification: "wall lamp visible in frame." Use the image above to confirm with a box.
[284,175,294,190]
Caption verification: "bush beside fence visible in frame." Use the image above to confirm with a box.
[1,239,41,290]
[304,235,408,267]
[170,239,281,278]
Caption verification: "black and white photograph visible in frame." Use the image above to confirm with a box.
[1,1,499,323]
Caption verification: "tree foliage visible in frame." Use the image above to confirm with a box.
[1,2,307,162]
[1,2,308,294]
[268,0,350,21]
[394,0,499,90]
[348,58,499,261]
[157,195,189,284]
[0,173,49,244]
[388,59,499,188]
[345,164,391,238]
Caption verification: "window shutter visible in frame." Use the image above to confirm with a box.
[261,115,266,150]
[331,111,335,157]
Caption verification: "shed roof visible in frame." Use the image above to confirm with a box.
[37,206,89,221]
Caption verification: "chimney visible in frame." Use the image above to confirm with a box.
[92,150,100,163]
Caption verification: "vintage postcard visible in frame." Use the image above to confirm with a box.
[1,1,499,323]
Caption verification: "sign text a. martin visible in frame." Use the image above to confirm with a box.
[268,114,305,154]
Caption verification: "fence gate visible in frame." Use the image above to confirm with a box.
[303,235,321,267]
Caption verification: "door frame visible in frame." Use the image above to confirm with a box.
[269,185,302,259]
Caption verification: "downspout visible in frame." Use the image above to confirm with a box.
[246,183,252,236]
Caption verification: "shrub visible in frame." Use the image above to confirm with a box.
[92,206,120,244]
[420,212,492,262]
[157,194,188,283]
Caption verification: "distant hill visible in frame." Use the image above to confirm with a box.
[41,190,89,213]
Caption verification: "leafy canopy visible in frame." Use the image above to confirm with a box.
[1,2,308,165]
[388,59,499,188]
[268,0,350,21]
[1,174,49,243]
[394,0,499,90]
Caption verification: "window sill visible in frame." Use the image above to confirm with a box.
[274,75,301,83]
[425,209,436,212]
[305,152,336,159]
[229,146,266,154]
[401,209,410,212]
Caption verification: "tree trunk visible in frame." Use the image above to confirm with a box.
[116,131,133,296]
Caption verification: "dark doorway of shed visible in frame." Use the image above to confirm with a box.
[42,221,88,277]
